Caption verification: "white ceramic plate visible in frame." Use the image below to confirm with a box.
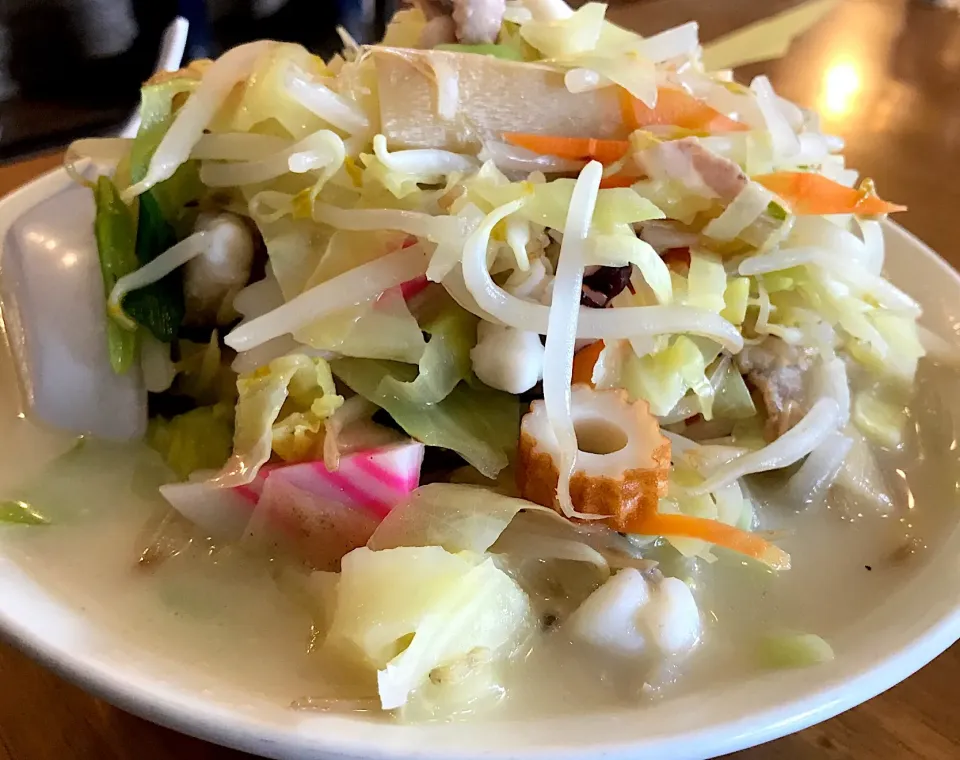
[0,168,958,760]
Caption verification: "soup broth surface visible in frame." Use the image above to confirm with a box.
[0,335,955,721]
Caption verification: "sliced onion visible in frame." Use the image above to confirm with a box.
[123,40,272,201]
[815,356,850,427]
[526,0,575,21]
[543,161,604,519]
[285,63,369,135]
[692,398,841,494]
[225,244,431,351]
[918,325,960,367]
[738,246,821,276]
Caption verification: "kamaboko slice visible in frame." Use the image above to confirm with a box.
[517,385,790,569]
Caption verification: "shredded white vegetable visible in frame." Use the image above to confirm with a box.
[786,430,853,509]
[750,75,800,158]
[478,141,586,174]
[225,244,431,351]
[372,135,477,176]
[284,63,370,134]
[123,41,272,201]
[692,398,842,494]
[200,130,344,186]
[462,225,743,350]
[109,231,211,328]
[543,160,603,519]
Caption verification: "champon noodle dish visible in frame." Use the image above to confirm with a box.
[31,0,955,718]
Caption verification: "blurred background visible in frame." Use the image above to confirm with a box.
[0,0,397,162]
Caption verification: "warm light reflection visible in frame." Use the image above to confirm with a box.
[61,252,78,268]
[820,61,861,119]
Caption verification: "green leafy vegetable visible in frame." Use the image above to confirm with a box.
[758,632,835,669]
[435,43,525,61]
[332,358,521,478]
[0,500,49,525]
[378,302,478,406]
[124,190,185,342]
[148,403,234,480]
[766,200,788,221]
[130,75,204,234]
[93,175,140,373]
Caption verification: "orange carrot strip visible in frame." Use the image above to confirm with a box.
[599,174,640,189]
[754,172,906,216]
[628,512,791,570]
[503,133,630,164]
[571,340,605,387]
[620,87,750,134]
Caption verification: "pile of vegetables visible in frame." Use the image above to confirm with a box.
[59,0,937,717]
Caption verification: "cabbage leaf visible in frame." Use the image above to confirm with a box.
[332,358,521,478]
[368,483,536,553]
[323,545,531,710]
[212,354,343,486]
[378,300,478,406]
[148,402,234,480]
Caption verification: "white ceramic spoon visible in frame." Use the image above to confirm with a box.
[0,18,188,441]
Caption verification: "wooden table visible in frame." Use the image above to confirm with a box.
[0,0,957,757]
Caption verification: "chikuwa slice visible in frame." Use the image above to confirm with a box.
[518,384,790,569]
